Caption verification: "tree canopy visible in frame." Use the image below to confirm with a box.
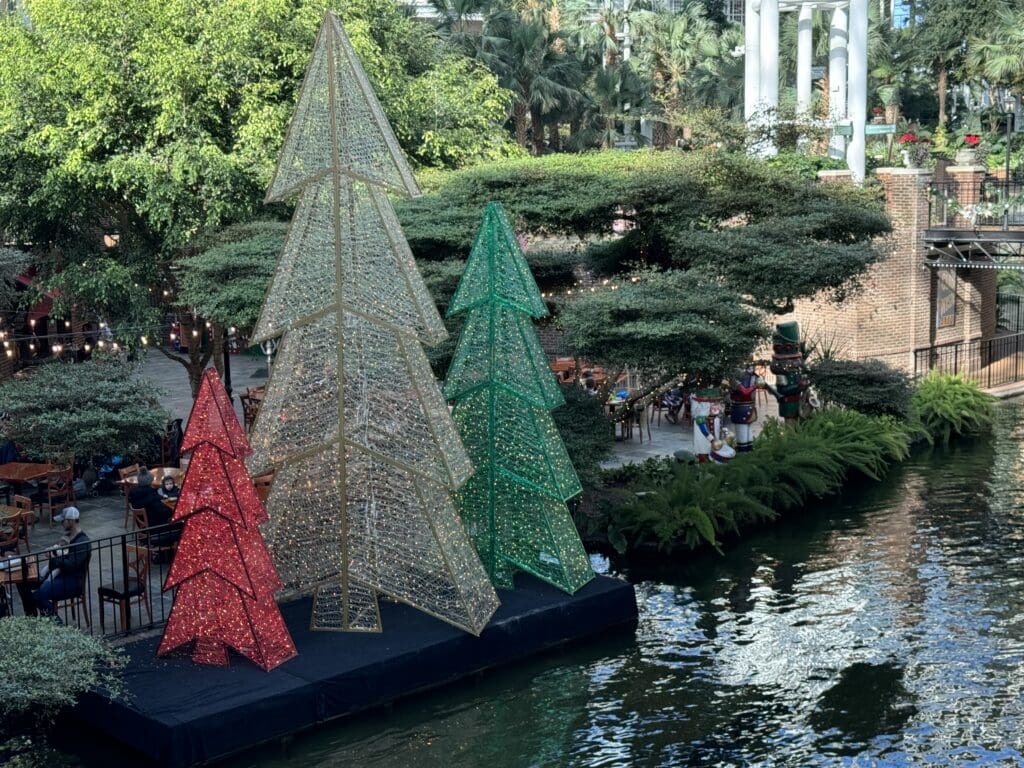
[397,150,888,386]
[0,359,168,461]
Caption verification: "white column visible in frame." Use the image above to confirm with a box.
[828,6,849,159]
[758,0,779,156]
[847,0,868,182]
[744,0,761,123]
[797,4,813,116]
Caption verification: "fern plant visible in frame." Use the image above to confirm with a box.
[911,373,996,443]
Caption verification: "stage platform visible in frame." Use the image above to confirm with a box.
[73,574,638,768]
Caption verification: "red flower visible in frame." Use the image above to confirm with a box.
[897,133,918,144]
[873,107,883,115]
[964,134,981,146]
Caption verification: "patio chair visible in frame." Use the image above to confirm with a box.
[0,514,21,556]
[253,472,274,504]
[42,467,75,526]
[12,494,34,552]
[131,506,179,564]
[118,463,141,528]
[54,571,91,629]
[98,544,153,632]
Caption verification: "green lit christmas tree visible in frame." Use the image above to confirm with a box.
[443,202,594,594]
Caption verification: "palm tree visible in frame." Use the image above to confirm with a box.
[631,4,718,145]
[429,0,491,56]
[967,7,1024,93]
[480,2,585,154]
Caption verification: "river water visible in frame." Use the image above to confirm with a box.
[85,405,1024,767]
[223,404,1024,768]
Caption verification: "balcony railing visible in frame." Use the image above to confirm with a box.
[928,178,1024,230]
[913,331,1024,389]
[0,523,179,637]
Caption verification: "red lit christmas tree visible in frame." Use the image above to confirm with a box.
[157,368,297,671]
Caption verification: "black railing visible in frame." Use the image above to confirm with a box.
[998,292,1024,333]
[913,331,1024,389]
[979,179,1024,230]
[0,523,178,637]
[928,181,958,228]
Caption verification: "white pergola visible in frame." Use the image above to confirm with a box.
[744,0,869,182]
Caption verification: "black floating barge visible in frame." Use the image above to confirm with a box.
[73,574,638,768]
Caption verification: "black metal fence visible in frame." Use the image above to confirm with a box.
[929,178,1024,230]
[998,292,1024,333]
[928,180,958,228]
[978,179,1024,229]
[0,523,178,637]
[913,331,1024,389]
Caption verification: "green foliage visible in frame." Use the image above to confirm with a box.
[551,384,615,491]
[612,462,776,552]
[911,372,996,443]
[809,358,914,420]
[177,220,285,333]
[0,617,125,722]
[0,246,26,311]
[557,268,768,381]
[0,360,168,462]
[605,408,912,553]
[765,151,849,181]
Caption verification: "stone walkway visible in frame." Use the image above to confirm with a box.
[602,394,781,468]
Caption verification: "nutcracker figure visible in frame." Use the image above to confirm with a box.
[691,386,736,463]
[765,321,815,421]
[729,367,760,452]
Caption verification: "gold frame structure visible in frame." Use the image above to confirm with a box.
[248,12,499,635]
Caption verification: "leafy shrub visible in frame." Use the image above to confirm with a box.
[0,617,125,724]
[552,384,615,492]
[809,358,914,421]
[0,360,169,463]
[911,373,996,443]
[605,408,912,553]
[610,462,775,552]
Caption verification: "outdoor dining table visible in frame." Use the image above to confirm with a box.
[0,462,57,484]
[0,555,40,616]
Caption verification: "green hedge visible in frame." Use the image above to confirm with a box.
[603,408,912,554]
[810,358,914,421]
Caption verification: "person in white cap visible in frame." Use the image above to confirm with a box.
[32,506,91,619]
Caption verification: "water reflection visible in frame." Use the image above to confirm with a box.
[224,406,1024,768]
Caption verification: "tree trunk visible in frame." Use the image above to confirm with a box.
[513,101,529,149]
[531,106,546,155]
[548,121,561,152]
[936,63,948,127]
[212,323,225,381]
[156,322,213,398]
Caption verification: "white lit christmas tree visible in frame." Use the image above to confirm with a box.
[248,12,499,634]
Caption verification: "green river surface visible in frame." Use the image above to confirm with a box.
[68,404,1024,767]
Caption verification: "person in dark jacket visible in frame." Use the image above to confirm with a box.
[129,470,172,527]
[33,507,91,617]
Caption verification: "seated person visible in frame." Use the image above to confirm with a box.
[32,507,91,619]
[664,385,686,423]
[128,470,172,528]
[157,475,180,501]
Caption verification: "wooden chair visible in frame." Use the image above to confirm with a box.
[42,467,75,527]
[54,571,91,629]
[131,506,178,564]
[13,495,33,552]
[0,514,21,556]
[649,393,667,427]
[98,544,153,632]
[118,463,141,529]
[241,395,261,433]
[253,472,274,503]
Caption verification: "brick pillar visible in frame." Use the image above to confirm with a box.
[817,169,854,186]
[873,168,933,371]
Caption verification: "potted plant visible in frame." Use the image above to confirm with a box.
[897,131,932,168]
[952,117,987,165]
